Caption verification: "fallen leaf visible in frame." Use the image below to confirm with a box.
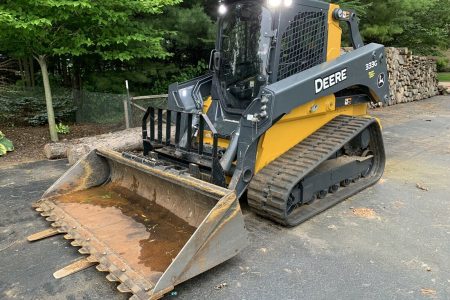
[420,288,436,297]
[352,208,379,220]
[416,183,429,191]
[214,282,227,290]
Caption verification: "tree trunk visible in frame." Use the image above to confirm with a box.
[18,58,25,88]
[36,55,59,142]
[43,127,143,163]
[62,57,71,87]
[43,142,68,159]
[72,57,83,122]
[29,56,35,88]
[23,57,31,88]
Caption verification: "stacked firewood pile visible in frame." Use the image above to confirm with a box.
[384,47,439,106]
[342,47,439,106]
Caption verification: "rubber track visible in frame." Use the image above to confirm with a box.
[247,115,377,226]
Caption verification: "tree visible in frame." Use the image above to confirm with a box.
[332,0,449,55]
[75,2,216,95]
[0,0,180,141]
[394,0,450,55]
[158,5,216,64]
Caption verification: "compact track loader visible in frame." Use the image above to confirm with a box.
[29,0,389,298]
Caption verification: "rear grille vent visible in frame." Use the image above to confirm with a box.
[278,11,327,80]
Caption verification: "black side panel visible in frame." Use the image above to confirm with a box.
[167,73,212,112]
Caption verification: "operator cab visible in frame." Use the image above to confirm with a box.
[168,0,330,120]
[215,1,272,111]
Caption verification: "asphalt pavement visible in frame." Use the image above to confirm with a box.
[1,95,450,299]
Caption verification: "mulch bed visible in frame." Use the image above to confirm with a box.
[1,123,123,165]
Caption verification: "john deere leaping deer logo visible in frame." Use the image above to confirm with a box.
[377,72,385,88]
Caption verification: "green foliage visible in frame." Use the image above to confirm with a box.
[0,0,182,60]
[83,60,208,94]
[0,87,76,126]
[0,131,14,156]
[335,0,450,55]
[148,60,209,94]
[80,3,214,95]
[157,5,216,63]
[56,122,70,134]
[436,58,449,73]
[438,73,450,82]
[331,0,371,17]
[75,90,126,124]
[392,0,450,55]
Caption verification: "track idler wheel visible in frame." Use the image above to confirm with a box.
[340,179,351,187]
[361,149,374,178]
[329,184,339,193]
[317,190,328,199]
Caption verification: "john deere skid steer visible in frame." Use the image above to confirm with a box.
[29,0,389,298]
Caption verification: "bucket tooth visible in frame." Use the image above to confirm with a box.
[52,221,62,227]
[41,212,51,217]
[106,273,120,282]
[86,255,97,263]
[45,216,57,222]
[64,234,73,240]
[53,258,96,279]
[27,228,61,242]
[71,240,82,247]
[96,264,108,272]
[78,247,89,254]
[35,207,44,212]
[51,222,61,228]
[117,283,132,293]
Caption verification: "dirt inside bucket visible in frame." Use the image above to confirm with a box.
[53,184,196,277]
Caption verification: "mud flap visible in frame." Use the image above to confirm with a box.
[31,148,248,299]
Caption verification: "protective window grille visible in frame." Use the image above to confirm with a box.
[278,11,327,80]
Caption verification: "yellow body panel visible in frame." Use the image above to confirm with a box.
[203,96,212,112]
[253,3,350,174]
[254,100,367,173]
[201,97,231,148]
[326,3,343,61]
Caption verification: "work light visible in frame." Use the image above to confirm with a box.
[218,3,227,15]
[268,0,281,7]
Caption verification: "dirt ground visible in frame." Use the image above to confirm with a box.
[1,123,122,164]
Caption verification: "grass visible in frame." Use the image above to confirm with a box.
[438,72,450,82]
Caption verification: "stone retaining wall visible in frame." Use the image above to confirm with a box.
[343,47,439,106]
[385,47,438,106]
